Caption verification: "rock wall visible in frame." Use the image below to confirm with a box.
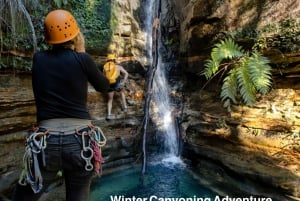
[164,0,300,199]
[105,0,149,65]
[181,87,300,200]
[171,0,300,56]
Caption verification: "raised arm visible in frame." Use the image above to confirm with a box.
[117,65,129,84]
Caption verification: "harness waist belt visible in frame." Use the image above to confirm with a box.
[39,118,92,135]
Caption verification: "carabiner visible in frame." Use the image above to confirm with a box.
[81,147,94,171]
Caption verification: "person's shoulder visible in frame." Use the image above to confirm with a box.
[33,50,49,59]
[76,51,93,60]
[118,64,128,71]
[116,64,124,68]
[34,49,48,55]
[75,52,98,68]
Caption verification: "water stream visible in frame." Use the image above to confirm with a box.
[149,0,179,159]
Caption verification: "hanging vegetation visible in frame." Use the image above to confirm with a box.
[202,38,273,111]
[0,0,63,71]
[66,0,112,52]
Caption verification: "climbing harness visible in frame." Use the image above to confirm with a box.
[76,125,106,175]
[18,124,106,194]
[18,127,48,194]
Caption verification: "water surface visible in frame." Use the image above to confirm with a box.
[89,162,216,201]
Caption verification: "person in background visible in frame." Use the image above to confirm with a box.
[12,9,109,201]
[103,54,129,120]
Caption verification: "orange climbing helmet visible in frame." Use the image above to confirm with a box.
[44,9,80,44]
[106,54,116,61]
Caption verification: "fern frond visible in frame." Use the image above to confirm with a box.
[202,38,244,80]
[211,38,244,63]
[221,68,238,106]
[201,37,273,110]
[247,52,272,94]
[223,99,232,112]
[202,59,219,79]
[236,59,256,106]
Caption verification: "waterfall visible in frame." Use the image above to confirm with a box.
[144,0,155,65]
[144,0,180,161]
[0,0,37,53]
[153,59,179,157]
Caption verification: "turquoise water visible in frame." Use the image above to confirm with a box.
[89,162,216,201]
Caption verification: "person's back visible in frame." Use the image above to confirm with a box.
[103,59,120,85]
[32,46,108,121]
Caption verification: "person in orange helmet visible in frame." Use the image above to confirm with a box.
[11,10,109,201]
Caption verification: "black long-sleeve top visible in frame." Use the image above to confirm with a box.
[32,47,109,122]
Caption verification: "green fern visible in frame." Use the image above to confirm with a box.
[221,68,238,110]
[203,60,218,79]
[202,38,244,79]
[211,38,244,62]
[247,52,272,94]
[236,58,257,106]
[202,38,272,111]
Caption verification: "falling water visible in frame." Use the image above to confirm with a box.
[0,0,37,54]
[152,58,179,158]
[145,0,179,160]
[144,0,155,65]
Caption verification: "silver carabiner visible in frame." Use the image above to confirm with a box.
[81,147,93,171]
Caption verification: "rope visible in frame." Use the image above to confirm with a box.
[18,129,48,194]
[90,126,106,176]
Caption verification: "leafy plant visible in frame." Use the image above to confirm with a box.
[67,0,112,51]
[53,0,68,8]
[202,38,272,111]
